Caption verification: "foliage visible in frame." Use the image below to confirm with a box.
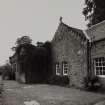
[16,36,32,46]
[43,41,52,80]
[43,41,52,55]
[2,63,15,80]
[83,0,105,27]
[15,43,49,83]
[83,76,102,91]
[36,42,44,47]
[48,76,69,86]
[12,36,32,52]
[11,36,52,83]
[0,66,5,75]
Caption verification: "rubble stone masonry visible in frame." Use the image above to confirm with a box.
[52,22,87,88]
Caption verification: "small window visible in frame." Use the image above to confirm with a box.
[94,57,105,76]
[62,62,68,76]
[55,63,60,75]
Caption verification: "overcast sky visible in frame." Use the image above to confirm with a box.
[0,0,87,65]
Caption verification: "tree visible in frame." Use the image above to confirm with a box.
[83,0,105,27]
[2,62,15,80]
[16,36,32,46]
[12,36,32,51]
[43,41,52,79]
[36,42,44,47]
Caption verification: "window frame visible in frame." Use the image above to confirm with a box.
[94,57,105,77]
[55,63,60,75]
[62,61,68,76]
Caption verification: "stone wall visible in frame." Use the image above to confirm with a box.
[52,22,87,88]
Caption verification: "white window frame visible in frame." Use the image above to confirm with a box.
[94,57,105,77]
[55,63,60,75]
[62,62,68,76]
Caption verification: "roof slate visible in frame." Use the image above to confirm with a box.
[85,20,105,42]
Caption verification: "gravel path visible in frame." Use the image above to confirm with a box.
[2,80,105,105]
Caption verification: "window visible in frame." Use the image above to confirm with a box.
[94,57,105,76]
[62,62,68,76]
[56,63,60,75]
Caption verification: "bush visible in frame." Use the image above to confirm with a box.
[2,64,15,80]
[83,76,102,91]
[48,75,69,86]
[2,69,15,80]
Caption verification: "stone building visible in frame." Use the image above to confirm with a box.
[10,18,105,88]
[51,19,88,88]
[52,18,105,88]
[85,20,105,87]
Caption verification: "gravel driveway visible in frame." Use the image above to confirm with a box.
[2,80,105,105]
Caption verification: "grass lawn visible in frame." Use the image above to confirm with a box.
[2,80,105,105]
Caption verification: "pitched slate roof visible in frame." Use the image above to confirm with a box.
[85,20,105,42]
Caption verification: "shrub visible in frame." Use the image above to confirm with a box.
[48,75,69,86]
[2,69,15,80]
[83,76,102,91]
[2,64,15,80]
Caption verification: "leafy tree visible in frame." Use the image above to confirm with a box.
[11,35,52,83]
[83,0,105,27]
[2,62,15,80]
[43,41,52,80]
[16,36,32,46]
[15,43,48,83]
[36,42,44,47]
[11,36,32,52]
